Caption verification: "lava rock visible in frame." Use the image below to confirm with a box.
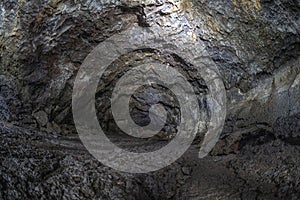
[33,110,49,127]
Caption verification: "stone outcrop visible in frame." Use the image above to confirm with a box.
[0,0,299,199]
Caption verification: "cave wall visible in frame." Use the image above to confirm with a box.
[1,0,299,145]
[0,0,300,199]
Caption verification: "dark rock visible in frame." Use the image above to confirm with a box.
[0,0,299,199]
[33,110,49,127]
[0,97,9,121]
[181,166,192,175]
[274,113,300,145]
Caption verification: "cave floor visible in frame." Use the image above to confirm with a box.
[1,122,299,199]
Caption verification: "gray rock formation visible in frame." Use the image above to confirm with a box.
[0,0,299,199]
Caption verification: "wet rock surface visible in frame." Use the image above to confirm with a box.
[0,0,300,199]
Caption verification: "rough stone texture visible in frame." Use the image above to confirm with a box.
[0,0,299,199]
[1,0,299,132]
[1,122,300,199]
[33,110,49,127]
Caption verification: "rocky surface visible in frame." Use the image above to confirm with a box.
[0,0,299,199]
[1,121,300,199]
